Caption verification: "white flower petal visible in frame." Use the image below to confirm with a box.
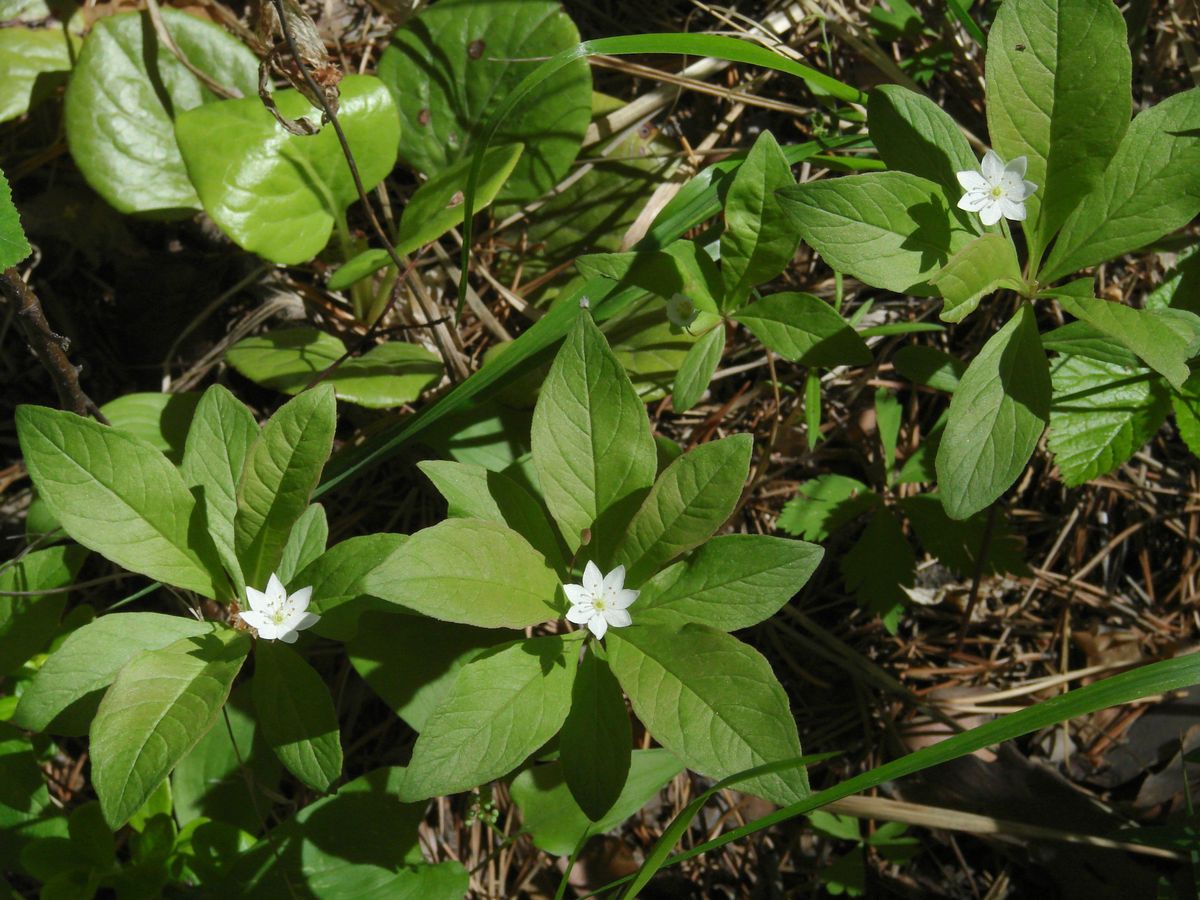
[265,573,287,604]
[956,170,988,192]
[291,612,320,632]
[278,629,300,644]
[979,202,1003,226]
[958,191,990,212]
[562,584,589,606]
[1022,179,1038,199]
[244,587,268,614]
[611,588,639,610]
[255,621,280,641]
[1004,155,1028,179]
[239,610,271,631]
[583,560,603,596]
[981,149,1004,182]
[604,608,632,629]
[566,604,593,624]
[289,585,313,611]
[1000,198,1026,221]
[587,614,609,640]
[602,565,626,597]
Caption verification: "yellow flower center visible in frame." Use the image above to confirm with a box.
[990,185,1004,198]
[593,598,607,612]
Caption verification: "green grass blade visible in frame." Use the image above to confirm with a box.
[945,0,986,45]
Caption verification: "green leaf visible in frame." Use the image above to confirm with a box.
[293,534,408,641]
[608,622,808,807]
[0,27,72,124]
[510,749,683,856]
[235,385,337,592]
[394,143,524,257]
[672,325,725,413]
[929,234,1024,323]
[364,519,560,628]
[276,504,327,586]
[1051,292,1196,389]
[398,635,579,801]
[181,385,258,596]
[935,305,1050,519]
[227,328,442,409]
[91,627,250,828]
[0,545,87,677]
[893,346,966,392]
[614,434,751,586]
[778,172,973,295]
[899,494,1030,577]
[252,642,342,792]
[380,0,591,202]
[559,646,630,820]
[326,249,392,292]
[176,75,399,264]
[1039,321,1141,367]
[16,405,224,597]
[13,613,215,735]
[1040,88,1200,283]
[840,508,914,633]
[418,460,565,573]
[348,611,516,732]
[0,165,30,269]
[867,85,979,201]
[1173,372,1200,458]
[577,240,724,313]
[776,474,877,541]
[985,0,1131,251]
[531,314,657,557]
[635,534,822,632]
[875,388,902,475]
[719,130,798,307]
[610,303,715,401]
[64,9,258,216]
[733,292,872,367]
[99,392,202,464]
[1047,354,1169,486]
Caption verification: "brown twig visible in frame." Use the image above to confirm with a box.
[2,267,107,422]
[144,0,242,100]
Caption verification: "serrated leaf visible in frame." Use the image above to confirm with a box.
[276,504,328,588]
[531,314,657,557]
[64,9,258,216]
[719,130,798,307]
[16,406,224,597]
[840,508,914,633]
[776,474,877,541]
[985,0,1131,252]
[181,385,258,596]
[1052,292,1195,389]
[13,614,215,736]
[1047,354,1169,486]
[636,534,822,632]
[672,325,724,412]
[0,544,87,677]
[253,642,342,792]
[778,172,974,295]
[898,495,1029,576]
[227,328,442,409]
[1041,88,1200,283]
[935,305,1050,519]
[91,627,249,828]
[292,534,408,641]
[614,434,752,586]
[510,749,683,856]
[347,611,516,732]
[235,385,337,592]
[418,460,565,572]
[0,165,30,269]
[0,28,72,124]
[607,622,808,807]
[559,647,630,820]
[733,292,872,366]
[398,635,578,801]
[364,519,560,628]
[99,392,202,464]
[867,85,979,201]
[176,75,399,264]
[930,234,1024,323]
[380,0,591,202]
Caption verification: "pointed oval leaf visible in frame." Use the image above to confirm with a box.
[293,534,408,641]
[91,627,250,828]
[614,434,752,586]
[607,622,808,807]
[398,635,579,801]
[235,385,337,592]
[276,504,328,586]
[733,292,872,367]
[64,9,258,216]
[99,392,202,463]
[559,647,630,820]
[531,314,657,557]
[867,85,978,201]
[930,233,1025,323]
[985,0,1131,250]
[0,544,87,677]
[252,642,342,792]
[364,518,561,628]
[934,304,1050,519]
[636,534,823,632]
[16,405,223,597]
[176,75,399,264]
[672,325,725,413]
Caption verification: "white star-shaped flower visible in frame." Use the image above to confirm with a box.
[956,150,1038,226]
[563,561,637,640]
[666,292,699,330]
[238,573,320,643]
